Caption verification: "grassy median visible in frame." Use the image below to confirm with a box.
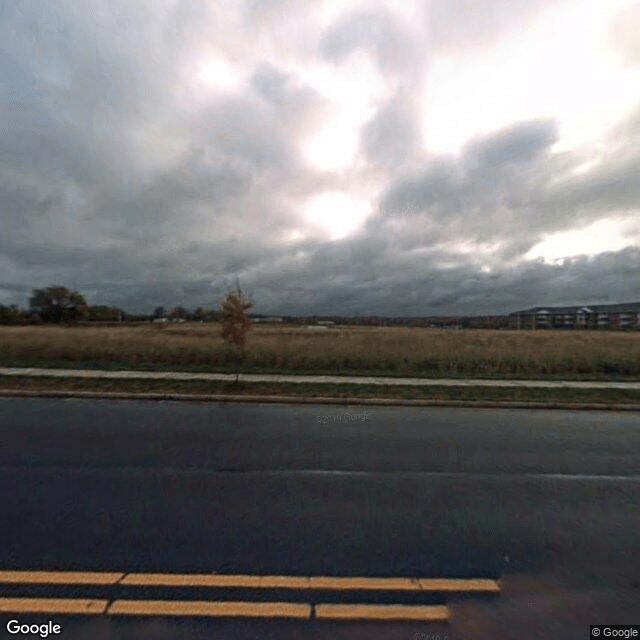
[1,375,640,405]
[1,323,640,381]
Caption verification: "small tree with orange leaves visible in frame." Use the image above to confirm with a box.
[220,287,254,350]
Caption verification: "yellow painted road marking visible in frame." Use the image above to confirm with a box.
[419,578,500,593]
[315,603,449,622]
[121,574,261,588]
[107,600,311,618]
[123,574,495,592]
[0,571,499,593]
[121,573,311,589]
[309,576,422,591]
[0,571,124,585]
[0,598,108,614]
[256,575,311,589]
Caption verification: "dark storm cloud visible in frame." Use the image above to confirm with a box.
[545,156,640,215]
[0,0,333,294]
[58,97,640,315]
[356,110,640,308]
[75,280,233,315]
[464,120,560,169]
[378,156,461,219]
[372,117,601,255]
[243,244,640,316]
[542,107,640,216]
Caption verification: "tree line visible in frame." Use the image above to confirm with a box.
[1,285,514,331]
[0,285,223,325]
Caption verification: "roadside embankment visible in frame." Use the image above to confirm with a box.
[1,368,640,409]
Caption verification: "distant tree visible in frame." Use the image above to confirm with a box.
[169,305,187,320]
[152,306,165,320]
[0,304,22,325]
[220,287,254,349]
[192,307,206,322]
[87,305,124,322]
[29,286,88,323]
[207,309,221,322]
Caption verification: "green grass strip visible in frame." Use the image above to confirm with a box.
[1,376,640,405]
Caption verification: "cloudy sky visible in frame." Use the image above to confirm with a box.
[2,0,640,315]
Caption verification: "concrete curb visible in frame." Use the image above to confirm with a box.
[1,389,640,410]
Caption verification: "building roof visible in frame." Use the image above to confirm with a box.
[510,302,640,316]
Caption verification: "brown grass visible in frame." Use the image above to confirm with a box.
[1,323,640,378]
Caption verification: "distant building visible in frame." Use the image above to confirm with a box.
[509,302,640,329]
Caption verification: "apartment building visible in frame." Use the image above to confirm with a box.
[509,302,640,329]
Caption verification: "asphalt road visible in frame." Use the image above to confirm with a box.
[0,398,639,639]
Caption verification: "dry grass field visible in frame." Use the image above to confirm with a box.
[1,322,640,379]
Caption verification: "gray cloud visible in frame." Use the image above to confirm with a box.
[378,156,461,219]
[359,94,423,169]
[1,0,639,317]
[544,156,640,216]
[320,10,409,73]
[0,0,332,284]
[463,120,560,170]
[374,119,562,252]
[609,3,640,68]
[232,244,640,316]
[320,9,429,177]
[368,112,640,280]
[425,0,569,53]
[250,65,329,138]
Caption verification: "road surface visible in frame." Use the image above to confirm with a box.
[0,398,638,639]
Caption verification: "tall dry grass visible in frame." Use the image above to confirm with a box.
[1,323,639,377]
